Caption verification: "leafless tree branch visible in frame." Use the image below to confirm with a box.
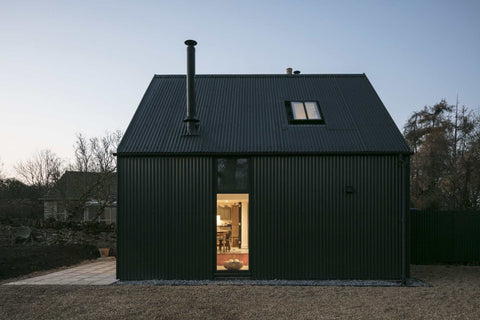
[61,131,123,221]
[14,150,64,188]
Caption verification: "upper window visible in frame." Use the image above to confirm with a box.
[217,158,249,192]
[286,101,324,124]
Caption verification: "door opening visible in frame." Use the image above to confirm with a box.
[216,194,249,271]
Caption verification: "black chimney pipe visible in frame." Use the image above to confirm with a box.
[184,39,199,135]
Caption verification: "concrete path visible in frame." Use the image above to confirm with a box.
[4,257,117,285]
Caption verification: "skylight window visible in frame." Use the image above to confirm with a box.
[291,102,307,119]
[286,101,324,124]
[304,102,321,119]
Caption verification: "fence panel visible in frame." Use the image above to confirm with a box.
[411,209,480,264]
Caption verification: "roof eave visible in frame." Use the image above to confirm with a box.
[115,150,413,157]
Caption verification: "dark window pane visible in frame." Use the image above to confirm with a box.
[217,158,249,192]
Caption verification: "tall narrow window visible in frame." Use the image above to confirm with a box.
[216,194,249,271]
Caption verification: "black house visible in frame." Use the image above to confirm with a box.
[116,40,411,281]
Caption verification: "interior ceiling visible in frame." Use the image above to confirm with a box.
[217,193,249,202]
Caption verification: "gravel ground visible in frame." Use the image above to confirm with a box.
[117,278,428,287]
[1,265,479,319]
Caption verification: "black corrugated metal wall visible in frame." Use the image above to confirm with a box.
[117,156,214,280]
[250,155,409,280]
[117,155,408,280]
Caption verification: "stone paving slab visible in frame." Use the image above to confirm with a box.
[4,257,117,286]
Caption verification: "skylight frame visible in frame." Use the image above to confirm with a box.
[285,101,325,125]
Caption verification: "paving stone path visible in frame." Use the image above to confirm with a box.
[4,257,116,285]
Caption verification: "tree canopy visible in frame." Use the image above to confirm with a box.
[404,100,480,210]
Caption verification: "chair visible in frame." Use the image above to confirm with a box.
[216,235,223,252]
[225,233,231,252]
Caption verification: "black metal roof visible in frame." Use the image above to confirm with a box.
[117,74,411,155]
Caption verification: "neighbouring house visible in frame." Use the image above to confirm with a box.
[42,171,117,224]
[115,40,411,281]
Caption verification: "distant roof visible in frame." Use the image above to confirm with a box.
[117,74,411,155]
[42,171,117,201]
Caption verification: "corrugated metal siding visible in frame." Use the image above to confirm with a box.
[118,154,408,280]
[117,74,411,154]
[250,155,408,280]
[117,156,214,280]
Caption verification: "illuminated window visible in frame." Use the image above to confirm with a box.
[292,102,307,120]
[286,101,324,124]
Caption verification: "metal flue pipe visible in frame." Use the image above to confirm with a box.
[184,39,199,135]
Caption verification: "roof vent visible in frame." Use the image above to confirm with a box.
[184,39,199,136]
[293,70,301,75]
[286,68,293,75]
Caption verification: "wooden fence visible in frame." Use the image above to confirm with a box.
[411,209,480,264]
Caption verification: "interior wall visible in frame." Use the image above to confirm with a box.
[241,202,249,248]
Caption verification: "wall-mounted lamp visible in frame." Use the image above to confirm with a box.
[345,186,355,194]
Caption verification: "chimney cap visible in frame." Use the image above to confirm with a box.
[293,70,301,75]
[185,39,197,46]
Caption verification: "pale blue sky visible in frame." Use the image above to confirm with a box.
[1,0,479,176]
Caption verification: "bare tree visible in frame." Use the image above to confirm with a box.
[0,157,5,180]
[71,130,122,173]
[90,130,122,173]
[15,149,64,188]
[61,131,123,221]
[73,133,92,172]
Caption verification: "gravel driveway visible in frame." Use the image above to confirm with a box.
[1,265,479,319]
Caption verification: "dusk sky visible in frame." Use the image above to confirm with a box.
[1,0,479,176]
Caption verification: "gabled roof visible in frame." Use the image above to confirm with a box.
[117,74,411,155]
[42,171,117,201]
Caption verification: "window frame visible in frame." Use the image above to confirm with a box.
[285,101,325,125]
